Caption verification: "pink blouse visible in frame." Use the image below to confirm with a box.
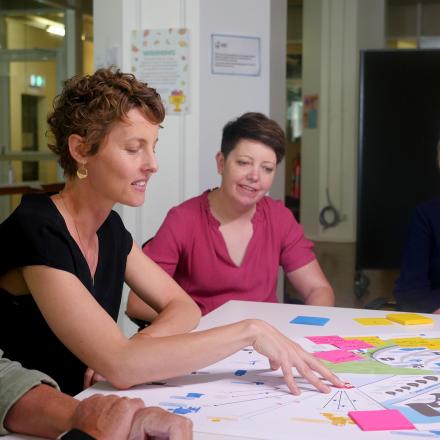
[144,190,315,315]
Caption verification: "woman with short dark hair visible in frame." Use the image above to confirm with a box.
[128,112,334,317]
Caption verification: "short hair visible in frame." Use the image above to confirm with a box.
[220,112,286,164]
[47,67,165,177]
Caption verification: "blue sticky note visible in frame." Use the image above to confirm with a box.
[186,393,203,399]
[290,315,330,326]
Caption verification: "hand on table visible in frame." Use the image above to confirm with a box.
[72,395,193,439]
[129,406,193,440]
[250,319,345,395]
[71,394,143,439]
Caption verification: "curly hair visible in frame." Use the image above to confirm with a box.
[220,112,286,164]
[47,67,165,177]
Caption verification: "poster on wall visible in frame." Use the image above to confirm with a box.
[211,34,261,76]
[131,28,189,114]
[303,94,319,129]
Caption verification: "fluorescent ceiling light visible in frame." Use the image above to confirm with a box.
[46,24,65,36]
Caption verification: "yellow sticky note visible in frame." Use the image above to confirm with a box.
[344,336,386,346]
[389,337,430,347]
[386,313,434,325]
[354,318,394,326]
[425,341,440,349]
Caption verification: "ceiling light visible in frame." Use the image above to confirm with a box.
[46,24,65,36]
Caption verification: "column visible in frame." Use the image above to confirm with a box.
[301,0,385,242]
[93,0,287,334]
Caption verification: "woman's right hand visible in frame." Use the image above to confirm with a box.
[248,319,346,395]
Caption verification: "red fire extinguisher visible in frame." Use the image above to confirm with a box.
[292,155,301,200]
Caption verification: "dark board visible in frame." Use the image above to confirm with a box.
[357,49,440,271]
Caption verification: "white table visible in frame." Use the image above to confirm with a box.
[5,301,440,439]
[196,300,440,336]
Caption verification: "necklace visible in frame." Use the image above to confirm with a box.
[58,191,97,279]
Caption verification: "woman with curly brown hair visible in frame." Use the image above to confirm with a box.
[0,68,343,397]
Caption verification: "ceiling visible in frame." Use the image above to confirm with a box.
[0,0,92,39]
[0,0,92,15]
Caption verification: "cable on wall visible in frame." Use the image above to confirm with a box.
[319,188,341,229]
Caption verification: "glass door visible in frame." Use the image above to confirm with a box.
[0,3,74,221]
[0,48,65,220]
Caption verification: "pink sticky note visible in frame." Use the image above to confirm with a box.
[332,339,373,350]
[306,335,346,345]
[313,350,363,363]
[348,410,415,431]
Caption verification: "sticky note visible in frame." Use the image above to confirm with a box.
[313,350,363,363]
[348,409,415,431]
[306,336,346,345]
[389,337,429,347]
[354,318,394,326]
[186,393,204,398]
[344,336,386,346]
[424,339,440,349]
[332,339,373,350]
[290,316,330,326]
[386,313,434,325]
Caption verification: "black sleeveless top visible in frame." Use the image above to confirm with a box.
[0,193,133,395]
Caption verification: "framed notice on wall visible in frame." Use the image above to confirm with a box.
[131,28,189,114]
[211,34,261,76]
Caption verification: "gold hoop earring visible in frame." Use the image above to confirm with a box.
[76,163,88,179]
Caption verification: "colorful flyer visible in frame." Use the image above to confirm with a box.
[131,28,189,114]
[303,94,319,129]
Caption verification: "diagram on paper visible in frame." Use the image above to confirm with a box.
[84,332,440,440]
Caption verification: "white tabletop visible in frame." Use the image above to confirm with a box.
[196,300,440,336]
[5,301,440,440]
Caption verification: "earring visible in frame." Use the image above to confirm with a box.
[76,163,88,179]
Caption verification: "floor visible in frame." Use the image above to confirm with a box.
[284,241,400,310]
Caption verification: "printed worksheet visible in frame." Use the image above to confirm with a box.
[81,332,440,439]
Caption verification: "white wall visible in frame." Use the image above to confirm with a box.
[94,0,196,244]
[198,0,271,191]
[270,0,287,209]
[301,0,385,242]
[93,0,287,334]
[301,0,322,238]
